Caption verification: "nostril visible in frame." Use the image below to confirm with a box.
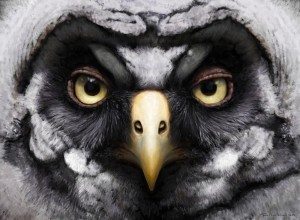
[134,121,143,134]
[158,121,167,134]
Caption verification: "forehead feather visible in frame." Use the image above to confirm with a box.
[117,46,187,88]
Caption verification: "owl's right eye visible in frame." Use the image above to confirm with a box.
[68,67,109,107]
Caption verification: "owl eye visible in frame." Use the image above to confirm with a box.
[68,67,108,107]
[192,68,233,107]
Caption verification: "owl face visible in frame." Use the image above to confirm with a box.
[2,0,299,219]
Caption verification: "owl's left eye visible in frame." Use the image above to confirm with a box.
[192,67,233,107]
[68,67,109,107]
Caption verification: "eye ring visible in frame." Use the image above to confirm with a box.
[68,67,109,108]
[192,67,233,107]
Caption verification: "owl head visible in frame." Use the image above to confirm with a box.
[0,0,299,219]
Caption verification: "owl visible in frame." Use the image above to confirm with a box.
[0,0,299,219]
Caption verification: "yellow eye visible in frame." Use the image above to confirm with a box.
[193,78,228,105]
[68,67,108,107]
[192,68,233,107]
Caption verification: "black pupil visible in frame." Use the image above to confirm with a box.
[200,80,217,96]
[84,77,101,96]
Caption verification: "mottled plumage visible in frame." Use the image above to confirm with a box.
[0,0,299,219]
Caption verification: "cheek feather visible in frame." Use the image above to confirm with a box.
[202,126,274,176]
[25,74,73,161]
[29,113,72,161]
[212,149,240,172]
[76,172,122,216]
[195,178,228,202]
[64,148,101,176]
[242,126,274,160]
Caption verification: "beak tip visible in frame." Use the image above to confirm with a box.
[146,178,156,191]
[149,186,155,192]
[144,170,159,191]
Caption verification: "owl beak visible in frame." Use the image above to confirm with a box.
[128,91,178,191]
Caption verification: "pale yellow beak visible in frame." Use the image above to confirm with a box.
[120,91,181,191]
